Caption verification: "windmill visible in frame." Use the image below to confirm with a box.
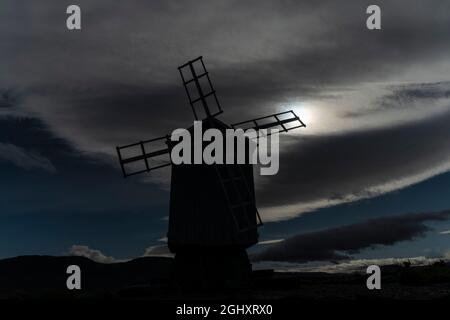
[116,57,306,289]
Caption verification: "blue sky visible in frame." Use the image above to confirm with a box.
[1,115,450,261]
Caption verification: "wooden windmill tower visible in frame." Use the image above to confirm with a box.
[116,57,305,289]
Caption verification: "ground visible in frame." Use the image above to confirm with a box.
[1,256,450,300]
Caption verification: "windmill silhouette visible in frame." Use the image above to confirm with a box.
[116,57,306,289]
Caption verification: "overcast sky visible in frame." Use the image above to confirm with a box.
[1,0,450,266]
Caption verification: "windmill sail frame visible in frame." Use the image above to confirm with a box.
[116,135,171,178]
[178,56,223,120]
[231,110,306,133]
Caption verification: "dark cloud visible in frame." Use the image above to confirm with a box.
[142,245,172,257]
[5,0,450,121]
[69,245,118,263]
[388,82,450,102]
[0,89,20,109]
[0,142,56,173]
[68,244,173,263]
[257,105,450,219]
[1,0,450,221]
[344,82,450,117]
[253,210,450,262]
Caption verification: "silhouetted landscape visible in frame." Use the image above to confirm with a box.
[1,256,450,300]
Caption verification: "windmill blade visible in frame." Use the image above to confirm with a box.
[214,164,263,233]
[231,110,306,134]
[178,56,223,120]
[116,135,171,178]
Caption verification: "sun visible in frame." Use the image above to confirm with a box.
[284,103,316,131]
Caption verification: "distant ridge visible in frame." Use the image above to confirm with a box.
[0,255,173,298]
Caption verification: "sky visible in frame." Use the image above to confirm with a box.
[1,0,450,270]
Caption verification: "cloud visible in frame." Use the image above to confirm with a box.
[68,245,121,263]
[257,239,285,245]
[2,0,450,222]
[253,210,450,263]
[343,81,450,118]
[68,244,173,263]
[258,103,450,220]
[0,89,20,109]
[255,256,448,274]
[0,142,56,173]
[4,0,450,146]
[142,245,173,258]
